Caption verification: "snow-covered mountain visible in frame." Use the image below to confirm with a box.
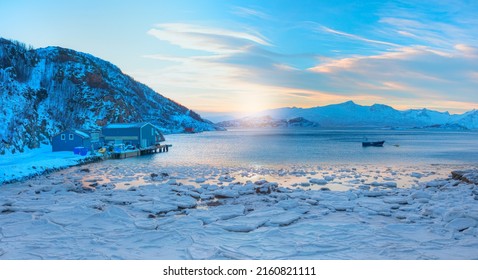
[218,101,477,129]
[0,38,218,154]
[217,116,319,128]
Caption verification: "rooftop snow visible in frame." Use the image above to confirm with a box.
[74,130,90,138]
[103,123,150,129]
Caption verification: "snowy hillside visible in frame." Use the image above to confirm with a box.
[220,101,477,129]
[0,38,218,154]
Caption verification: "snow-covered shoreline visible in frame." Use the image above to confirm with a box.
[0,145,103,185]
[1,161,477,259]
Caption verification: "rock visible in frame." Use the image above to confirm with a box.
[150,173,158,178]
[219,175,235,182]
[383,182,397,188]
[80,168,90,172]
[358,185,370,190]
[446,218,477,231]
[451,170,478,185]
[333,202,355,211]
[174,196,197,209]
[411,172,423,178]
[410,191,432,200]
[195,178,206,183]
[206,200,222,207]
[383,197,409,205]
[167,179,180,186]
[426,180,447,188]
[324,176,335,181]
[200,193,214,200]
[132,201,178,214]
[363,191,387,197]
[255,182,278,194]
[309,178,328,185]
[305,199,318,205]
[214,189,239,198]
[254,179,268,185]
[134,219,157,230]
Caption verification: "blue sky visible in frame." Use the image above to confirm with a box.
[1,0,477,116]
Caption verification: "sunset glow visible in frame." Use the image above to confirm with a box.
[2,0,477,116]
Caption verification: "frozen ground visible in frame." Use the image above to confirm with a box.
[0,162,477,259]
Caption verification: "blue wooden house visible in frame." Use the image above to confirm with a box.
[101,122,165,148]
[51,129,93,152]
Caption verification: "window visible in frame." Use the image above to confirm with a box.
[69,134,74,140]
[61,134,65,140]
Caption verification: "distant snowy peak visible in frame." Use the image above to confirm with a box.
[0,38,218,154]
[456,109,478,129]
[217,115,319,128]
[223,101,477,129]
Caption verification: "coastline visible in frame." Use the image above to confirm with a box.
[0,145,103,185]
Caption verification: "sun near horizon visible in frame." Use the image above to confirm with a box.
[1,0,477,116]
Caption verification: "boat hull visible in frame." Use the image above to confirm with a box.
[362,141,385,147]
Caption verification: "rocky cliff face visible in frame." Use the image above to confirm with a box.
[0,38,218,154]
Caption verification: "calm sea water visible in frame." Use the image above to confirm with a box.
[141,128,478,168]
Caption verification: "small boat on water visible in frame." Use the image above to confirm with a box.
[362,140,385,147]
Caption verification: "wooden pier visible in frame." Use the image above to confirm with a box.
[111,144,172,159]
[140,144,171,155]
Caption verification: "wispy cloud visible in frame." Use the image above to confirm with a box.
[318,25,400,48]
[307,44,478,111]
[232,6,270,20]
[140,1,478,114]
[147,23,271,54]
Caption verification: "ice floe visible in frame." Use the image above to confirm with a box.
[0,162,477,260]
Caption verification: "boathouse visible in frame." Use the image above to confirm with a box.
[101,122,165,148]
[52,129,95,152]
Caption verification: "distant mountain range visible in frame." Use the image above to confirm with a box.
[217,101,478,129]
[218,116,319,128]
[0,38,219,154]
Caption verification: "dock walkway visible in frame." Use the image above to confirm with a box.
[111,144,172,159]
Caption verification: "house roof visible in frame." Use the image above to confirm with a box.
[103,122,162,132]
[52,129,90,139]
[103,122,150,129]
[74,130,90,138]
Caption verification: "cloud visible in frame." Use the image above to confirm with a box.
[307,45,478,108]
[454,44,478,57]
[232,6,270,20]
[142,3,478,115]
[318,25,400,48]
[273,63,298,71]
[147,23,271,54]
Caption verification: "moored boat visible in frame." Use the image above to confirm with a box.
[362,140,385,147]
